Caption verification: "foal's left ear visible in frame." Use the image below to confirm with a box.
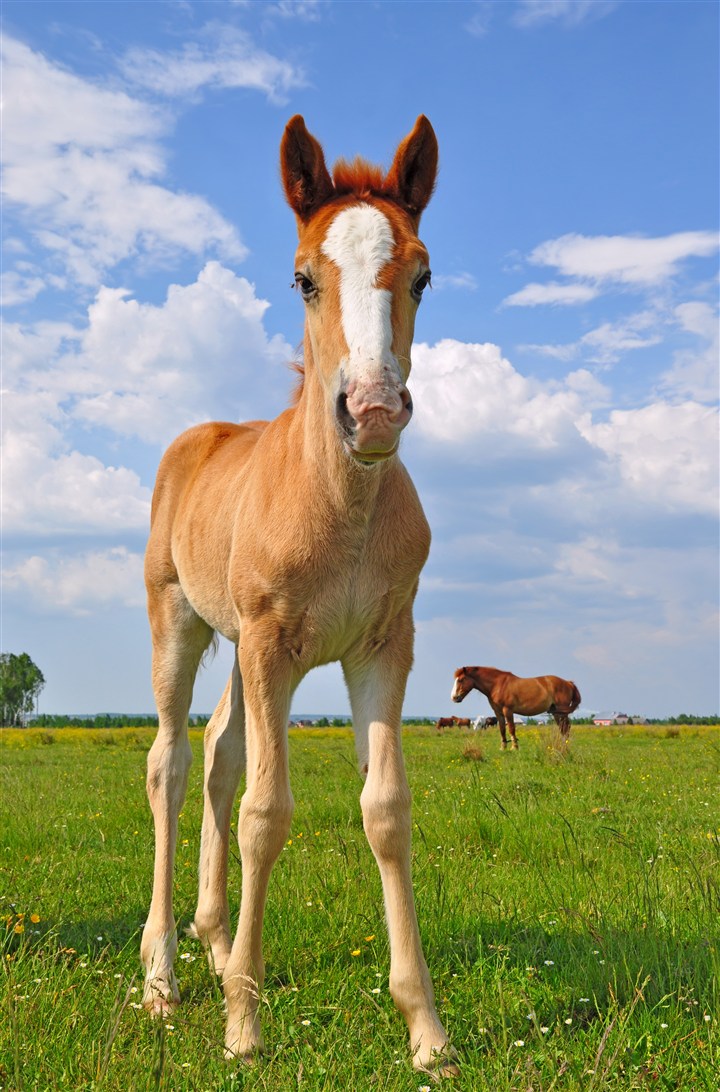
[281,115,335,224]
[386,115,438,222]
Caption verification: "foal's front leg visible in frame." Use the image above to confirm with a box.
[222,640,294,1061]
[141,588,213,1013]
[344,621,454,1074]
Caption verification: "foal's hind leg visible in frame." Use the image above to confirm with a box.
[141,584,213,1014]
[190,658,245,976]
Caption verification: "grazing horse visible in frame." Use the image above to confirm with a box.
[453,716,471,728]
[140,115,455,1074]
[451,666,581,749]
[435,716,455,731]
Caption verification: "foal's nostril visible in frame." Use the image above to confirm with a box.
[335,391,354,436]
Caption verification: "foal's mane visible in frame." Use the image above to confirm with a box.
[331,156,394,201]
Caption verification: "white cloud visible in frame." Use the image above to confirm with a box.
[264,0,324,21]
[3,547,145,614]
[433,272,479,292]
[119,25,305,101]
[410,338,609,448]
[660,302,719,403]
[1,263,293,536]
[1,389,152,536]
[528,231,720,287]
[465,1,495,37]
[514,1,620,28]
[0,271,47,307]
[2,36,246,292]
[577,401,719,515]
[67,262,293,444]
[523,310,664,364]
[503,281,600,307]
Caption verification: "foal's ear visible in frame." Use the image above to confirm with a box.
[281,115,334,223]
[386,115,438,222]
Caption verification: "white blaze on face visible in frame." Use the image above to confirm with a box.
[321,205,395,381]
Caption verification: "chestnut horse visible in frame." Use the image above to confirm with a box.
[451,666,581,749]
[140,116,455,1073]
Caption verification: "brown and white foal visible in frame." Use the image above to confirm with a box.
[140,115,454,1073]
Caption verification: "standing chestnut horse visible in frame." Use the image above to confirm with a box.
[140,116,455,1074]
[451,666,581,749]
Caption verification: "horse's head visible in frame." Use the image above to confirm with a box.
[451,668,472,703]
[280,115,438,466]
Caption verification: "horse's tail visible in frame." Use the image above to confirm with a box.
[568,682,581,713]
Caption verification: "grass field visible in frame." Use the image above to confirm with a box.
[1,723,718,1091]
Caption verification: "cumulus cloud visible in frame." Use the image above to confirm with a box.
[2,263,292,537]
[0,390,152,536]
[3,547,145,614]
[576,401,719,516]
[410,338,609,449]
[119,25,306,101]
[67,262,293,444]
[1,35,246,292]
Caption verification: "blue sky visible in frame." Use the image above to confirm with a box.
[2,0,718,718]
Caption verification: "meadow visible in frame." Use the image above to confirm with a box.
[1,723,718,1091]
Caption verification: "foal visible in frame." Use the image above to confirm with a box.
[140,115,454,1073]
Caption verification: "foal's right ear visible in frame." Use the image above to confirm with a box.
[281,116,334,223]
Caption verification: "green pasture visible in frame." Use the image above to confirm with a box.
[1,724,718,1091]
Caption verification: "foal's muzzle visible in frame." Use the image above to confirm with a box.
[336,378,413,465]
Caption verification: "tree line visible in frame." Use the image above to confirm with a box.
[2,654,716,728]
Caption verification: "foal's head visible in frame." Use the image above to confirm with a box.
[281,116,438,466]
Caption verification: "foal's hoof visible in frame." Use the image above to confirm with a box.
[144,994,179,1017]
[417,1047,460,1081]
[224,1046,260,1066]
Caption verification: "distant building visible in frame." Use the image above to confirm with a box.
[591,712,647,726]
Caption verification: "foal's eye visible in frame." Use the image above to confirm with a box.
[412,270,432,302]
[294,273,317,301]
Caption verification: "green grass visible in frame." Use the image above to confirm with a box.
[1,724,718,1090]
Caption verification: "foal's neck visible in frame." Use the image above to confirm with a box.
[292,352,391,518]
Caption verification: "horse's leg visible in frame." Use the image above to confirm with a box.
[222,638,294,1061]
[506,711,519,750]
[190,658,245,976]
[494,706,508,750]
[344,617,454,1074]
[552,710,571,739]
[141,583,214,1014]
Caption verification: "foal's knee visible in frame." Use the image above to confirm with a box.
[361,784,412,861]
[146,733,192,805]
[238,790,294,864]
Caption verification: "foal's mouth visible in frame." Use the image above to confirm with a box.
[344,439,400,465]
